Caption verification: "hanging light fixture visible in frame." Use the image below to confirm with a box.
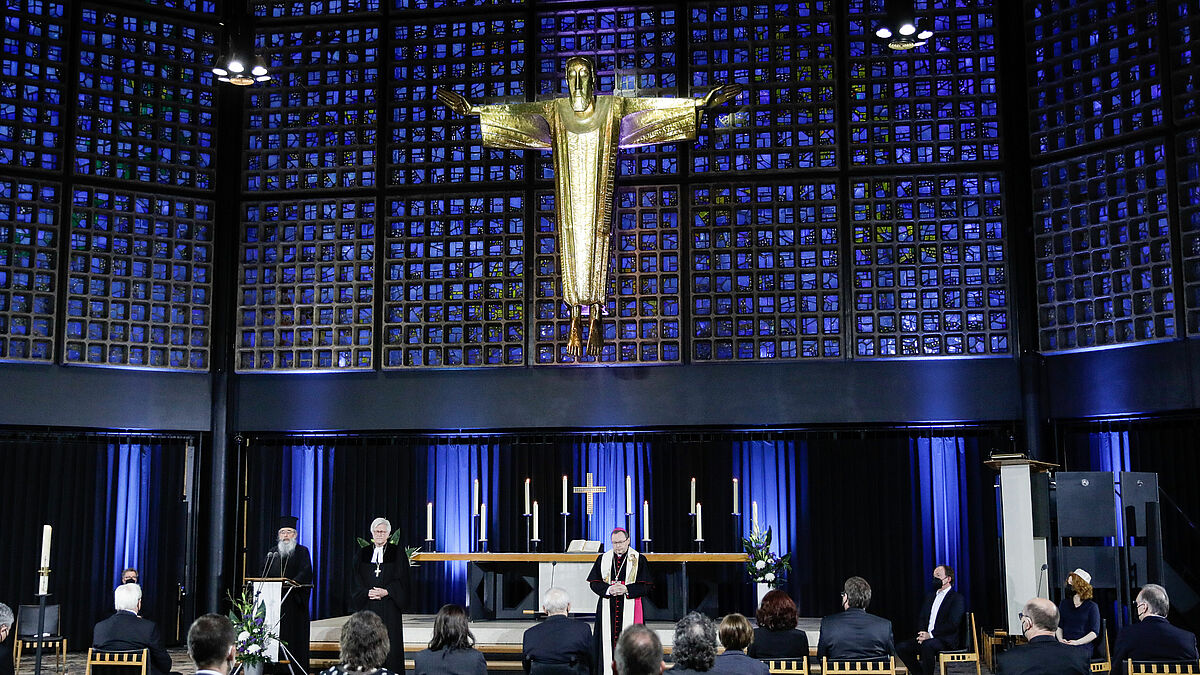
[212,25,271,86]
[874,0,934,51]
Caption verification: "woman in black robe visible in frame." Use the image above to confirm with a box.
[352,517,410,673]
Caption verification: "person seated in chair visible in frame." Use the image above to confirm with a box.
[93,584,172,675]
[816,576,895,662]
[522,588,594,675]
[1113,583,1199,665]
[748,590,809,660]
[187,614,238,675]
[897,564,965,675]
[711,614,768,675]
[0,603,14,675]
[995,598,1088,675]
[669,613,717,674]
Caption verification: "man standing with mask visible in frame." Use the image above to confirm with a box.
[897,565,965,675]
[995,598,1088,674]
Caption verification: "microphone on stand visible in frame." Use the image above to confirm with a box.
[260,550,277,580]
[1036,563,1048,597]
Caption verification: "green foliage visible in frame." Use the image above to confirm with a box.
[743,525,791,588]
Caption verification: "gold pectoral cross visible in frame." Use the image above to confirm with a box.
[573,472,607,515]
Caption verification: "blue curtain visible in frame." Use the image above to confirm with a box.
[107,442,152,585]
[734,440,803,567]
[282,444,334,615]
[912,436,972,593]
[427,442,476,601]
[573,439,652,542]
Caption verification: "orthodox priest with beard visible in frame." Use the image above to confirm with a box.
[264,516,313,674]
[588,528,651,675]
[351,517,410,673]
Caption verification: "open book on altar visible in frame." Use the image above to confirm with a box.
[566,539,602,553]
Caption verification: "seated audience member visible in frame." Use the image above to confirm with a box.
[93,584,172,675]
[816,577,895,661]
[711,614,768,675]
[187,613,237,675]
[0,603,14,675]
[121,569,139,585]
[413,604,487,675]
[995,598,1088,675]
[1113,583,1199,665]
[322,611,396,675]
[897,565,965,675]
[614,625,664,675]
[1056,569,1100,657]
[748,590,810,659]
[669,612,717,674]
[522,587,594,675]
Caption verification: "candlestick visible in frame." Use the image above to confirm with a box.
[752,500,759,532]
[40,525,51,567]
[426,502,433,541]
[690,477,696,513]
[473,478,480,516]
[524,477,531,516]
[480,503,487,541]
[696,502,703,540]
[533,501,540,540]
[733,478,740,515]
[642,501,649,539]
[625,475,632,514]
[562,475,569,512]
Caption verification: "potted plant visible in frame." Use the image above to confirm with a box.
[743,525,791,604]
[228,588,281,675]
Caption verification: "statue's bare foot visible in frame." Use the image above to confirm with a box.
[566,312,583,358]
[586,310,603,356]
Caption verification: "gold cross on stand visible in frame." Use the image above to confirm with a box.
[573,472,607,516]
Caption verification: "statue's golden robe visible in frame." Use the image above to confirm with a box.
[477,96,700,308]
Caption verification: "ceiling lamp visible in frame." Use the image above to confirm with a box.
[874,0,934,51]
[213,29,271,86]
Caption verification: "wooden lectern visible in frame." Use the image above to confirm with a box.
[244,576,305,663]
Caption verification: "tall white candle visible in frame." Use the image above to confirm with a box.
[473,478,480,516]
[642,501,649,540]
[696,502,703,540]
[752,500,759,531]
[40,525,51,567]
[733,478,739,515]
[426,502,433,541]
[524,478,531,515]
[690,477,696,513]
[562,475,568,512]
[480,503,487,541]
[533,501,540,540]
[625,475,632,514]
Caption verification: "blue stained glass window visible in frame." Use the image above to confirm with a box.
[390,18,527,185]
[1176,130,1200,336]
[690,180,840,361]
[1028,0,1163,152]
[75,7,217,190]
[534,186,682,365]
[246,26,378,192]
[395,0,524,10]
[537,8,680,178]
[383,194,525,368]
[848,0,1000,165]
[851,173,1008,357]
[690,1,838,173]
[238,198,376,372]
[0,0,66,172]
[66,186,212,370]
[1171,0,1200,120]
[254,0,379,18]
[0,176,59,363]
[140,0,215,12]
[1033,139,1172,351]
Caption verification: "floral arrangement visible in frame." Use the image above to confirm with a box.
[228,588,281,666]
[743,525,791,587]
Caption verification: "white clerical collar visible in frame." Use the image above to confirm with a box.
[371,545,385,563]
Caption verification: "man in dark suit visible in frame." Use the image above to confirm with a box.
[995,597,1088,675]
[264,515,313,674]
[816,576,895,661]
[523,587,594,675]
[93,584,173,675]
[1113,583,1199,665]
[897,564,966,675]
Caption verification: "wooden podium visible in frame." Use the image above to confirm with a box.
[245,576,306,663]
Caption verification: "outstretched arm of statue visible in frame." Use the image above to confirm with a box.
[435,88,481,116]
[698,83,743,110]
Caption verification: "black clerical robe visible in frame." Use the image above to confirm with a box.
[352,544,410,673]
[265,544,313,673]
[588,549,650,675]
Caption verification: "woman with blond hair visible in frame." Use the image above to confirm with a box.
[1057,568,1101,656]
[711,614,768,675]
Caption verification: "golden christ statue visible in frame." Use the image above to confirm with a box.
[436,57,741,357]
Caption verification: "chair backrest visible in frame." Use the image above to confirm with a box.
[963,612,977,652]
[85,648,149,675]
[763,657,808,674]
[1126,660,1200,674]
[1091,619,1110,663]
[529,662,586,675]
[16,605,60,637]
[820,656,895,674]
